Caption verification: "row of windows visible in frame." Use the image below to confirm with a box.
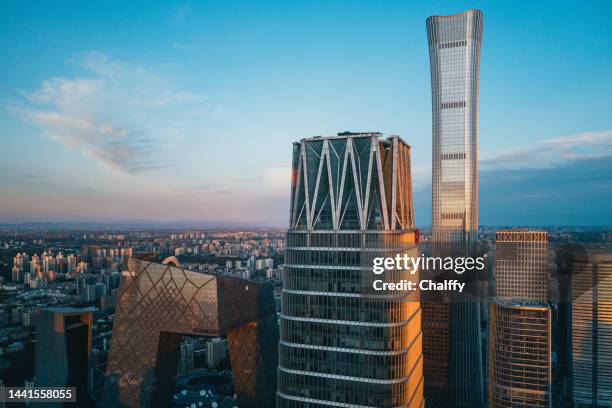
[288,232,330,248]
[286,232,415,249]
[491,387,549,408]
[440,212,465,220]
[285,249,361,267]
[285,248,418,268]
[283,267,417,294]
[282,293,414,323]
[276,398,329,408]
[491,365,550,381]
[492,308,549,320]
[440,100,466,109]
[440,152,466,160]
[491,378,550,389]
[279,343,419,380]
[280,310,420,351]
[492,353,550,366]
[492,318,549,331]
[278,368,422,407]
[438,39,468,49]
[284,268,361,293]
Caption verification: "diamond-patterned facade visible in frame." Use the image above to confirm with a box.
[104,258,279,407]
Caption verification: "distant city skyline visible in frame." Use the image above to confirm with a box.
[1,1,611,226]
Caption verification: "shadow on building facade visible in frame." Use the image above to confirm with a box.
[104,258,279,408]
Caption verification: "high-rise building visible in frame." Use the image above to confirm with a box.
[179,339,195,373]
[424,9,484,408]
[265,258,274,268]
[207,337,229,369]
[105,257,279,408]
[495,230,549,301]
[12,252,29,282]
[428,11,481,246]
[570,250,612,407]
[278,132,424,407]
[11,265,22,283]
[0,379,4,408]
[489,229,551,407]
[35,307,95,407]
[488,299,551,407]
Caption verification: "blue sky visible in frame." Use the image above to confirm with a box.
[1,1,611,226]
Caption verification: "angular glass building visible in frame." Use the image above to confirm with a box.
[424,9,484,408]
[104,258,279,408]
[277,132,424,407]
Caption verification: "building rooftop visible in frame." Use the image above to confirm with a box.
[42,306,96,315]
[490,297,550,309]
[298,132,411,148]
[300,131,383,143]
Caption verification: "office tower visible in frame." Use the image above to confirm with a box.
[425,9,484,408]
[488,300,551,407]
[489,229,551,407]
[22,310,32,327]
[278,132,424,407]
[83,284,97,302]
[35,307,94,407]
[12,253,28,282]
[265,258,274,268]
[495,230,549,301]
[105,257,279,408]
[11,265,21,282]
[178,339,195,373]
[207,337,229,369]
[570,250,612,406]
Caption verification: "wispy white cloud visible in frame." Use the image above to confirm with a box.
[480,130,612,170]
[13,51,208,174]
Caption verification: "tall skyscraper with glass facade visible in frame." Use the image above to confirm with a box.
[277,132,424,408]
[424,9,484,408]
[488,299,551,407]
[489,230,551,407]
[36,308,94,407]
[495,230,549,301]
[570,250,612,407]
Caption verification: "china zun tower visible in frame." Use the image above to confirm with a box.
[423,9,484,408]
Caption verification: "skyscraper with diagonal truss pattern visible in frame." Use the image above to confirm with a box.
[277,132,424,408]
